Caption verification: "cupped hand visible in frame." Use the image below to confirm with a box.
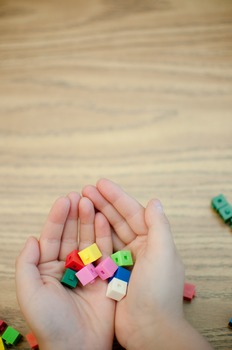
[16,193,115,350]
[83,179,185,349]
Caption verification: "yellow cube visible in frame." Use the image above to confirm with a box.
[78,243,102,265]
[0,337,5,350]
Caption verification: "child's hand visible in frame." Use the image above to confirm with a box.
[83,179,184,346]
[83,179,212,350]
[16,193,115,350]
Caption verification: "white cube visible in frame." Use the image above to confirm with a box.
[106,278,127,301]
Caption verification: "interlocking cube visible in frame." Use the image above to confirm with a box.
[183,283,196,301]
[78,243,102,265]
[0,337,5,350]
[106,278,127,301]
[61,268,79,288]
[2,326,22,346]
[26,332,39,350]
[0,320,7,334]
[211,194,228,211]
[228,318,232,329]
[109,266,131,283]
[230,218,232,228]
[219,205,232,223]
[76,264,98,286]
[95,257,118,280]
[111,250,133,267]
[65,249,85,271]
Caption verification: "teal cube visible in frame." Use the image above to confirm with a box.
[211,194,228,211]
[219,205,232,223]
[2,326,22,346]
[230,217,232,228]
[61,268,78,288]
[111,251,133,267]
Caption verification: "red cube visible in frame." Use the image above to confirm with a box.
[26,332,39,349]
[0,320,7,334]
[65,250,85,271]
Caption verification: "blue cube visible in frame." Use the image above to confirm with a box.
[109,266,131,283]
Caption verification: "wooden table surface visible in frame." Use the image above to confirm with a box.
[0,0,232,349]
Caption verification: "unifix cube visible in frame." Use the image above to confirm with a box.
[95,257,118,280]
[228,318,232,329]
[219,205,232,223]
[2,326,22,346]
[61,268,79,289]
[109,266,131,283]
[65,249,85,271]
[78,243,102,265]
[211,194,228,211]
[183,282,196,301]
[111,250,133,267]
[26,332,39,349]
[0,320,7,334]
[76,264,98,286]
[106,278,127,301]
[0,337,5,350]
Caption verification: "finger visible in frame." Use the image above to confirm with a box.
[78,197,95,251]
[112,231,126,252]
[59,192,81,260]
[97,178,147,235]
[145,199,175,254]
[39,197,71,264]
[16,237,43,311]
[82,185,136,244]
[95,212,113,259]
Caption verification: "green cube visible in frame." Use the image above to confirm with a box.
[229,217,232,228]
[61,268,78,288]
[2,326,22,346]
[219,205,232,223]
[111,250,133,267]
[211,194,228,211]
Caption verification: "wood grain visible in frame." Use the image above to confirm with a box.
[0,0,232,348]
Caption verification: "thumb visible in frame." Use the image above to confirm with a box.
[15,236,43,309]
[145,199,175,253]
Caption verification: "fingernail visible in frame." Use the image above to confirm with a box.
[154,200,164,213]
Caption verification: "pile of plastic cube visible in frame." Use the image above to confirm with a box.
[61,243,133,301]
[0,320,38,349]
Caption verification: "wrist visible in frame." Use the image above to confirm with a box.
[125,316,212,350]
[38,331,114,350]
[125,318,168,350]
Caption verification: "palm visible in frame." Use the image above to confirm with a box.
[16,194,115,350]
[35,260,114,348]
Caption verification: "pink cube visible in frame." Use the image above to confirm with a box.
[183,282,196,301]
[75,264,98,286]
[95,257,118,280]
